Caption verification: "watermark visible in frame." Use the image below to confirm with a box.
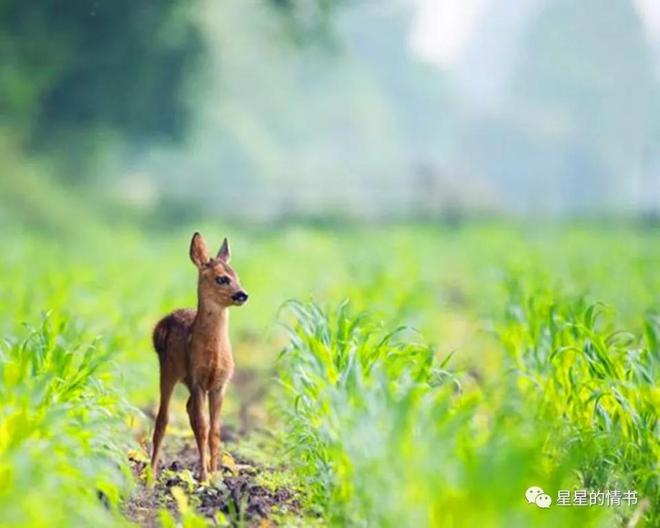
[525,486,552,508]
[525,486,638,509]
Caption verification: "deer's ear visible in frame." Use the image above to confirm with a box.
[217,237,231,263]
[190,232,210,268]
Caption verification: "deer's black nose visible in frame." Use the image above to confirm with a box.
[232,291,248,303]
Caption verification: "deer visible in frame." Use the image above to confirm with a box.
[150,232,248,482]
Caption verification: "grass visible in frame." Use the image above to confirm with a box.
[0,222,657,526]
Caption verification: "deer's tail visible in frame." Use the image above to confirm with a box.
[152,317,170,358]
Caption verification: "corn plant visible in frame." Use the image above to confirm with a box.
[277,301,603,527]
[0,313,135,527]
[499,282,659,526]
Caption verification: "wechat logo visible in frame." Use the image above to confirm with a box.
[526,486,552,509]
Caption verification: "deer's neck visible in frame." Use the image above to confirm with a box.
[192,299,230,352]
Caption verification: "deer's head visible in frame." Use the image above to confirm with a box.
[189,232,248,308]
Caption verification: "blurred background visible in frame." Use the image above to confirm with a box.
[3,0,660,230]
[2,4,659,526]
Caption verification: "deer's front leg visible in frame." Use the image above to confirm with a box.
[186,386,209,481]
[208,388,224,474]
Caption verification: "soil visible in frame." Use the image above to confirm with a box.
[123,367,303,527]
[124,425,301,527]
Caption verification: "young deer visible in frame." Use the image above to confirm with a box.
[150,232,248,481]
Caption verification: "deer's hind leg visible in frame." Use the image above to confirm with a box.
[151,369,177,475]
[187,386,209,481]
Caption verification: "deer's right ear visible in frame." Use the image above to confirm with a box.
[189,232,210,269]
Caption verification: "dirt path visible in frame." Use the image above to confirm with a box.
[123,370,304,527]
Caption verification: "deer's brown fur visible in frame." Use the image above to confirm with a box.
[150,232,248,481]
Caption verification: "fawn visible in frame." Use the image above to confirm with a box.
[150,232,248,481]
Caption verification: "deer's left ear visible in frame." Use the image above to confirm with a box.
[217,237,231,263]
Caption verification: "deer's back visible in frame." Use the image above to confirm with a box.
[152,308,196,381]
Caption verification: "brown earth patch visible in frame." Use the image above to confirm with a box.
[124,425,301,527]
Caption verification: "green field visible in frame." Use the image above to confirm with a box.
[0,223,658,527]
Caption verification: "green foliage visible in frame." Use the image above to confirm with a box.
[0,313,135,527]
[270,226,658,526]
[0,223,657,525]
[277,301,605,526]
[0,0,345,188]
[0,0,205,155]
[500,287,660,521]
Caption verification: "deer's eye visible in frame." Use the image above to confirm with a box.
[216,275,231,286]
